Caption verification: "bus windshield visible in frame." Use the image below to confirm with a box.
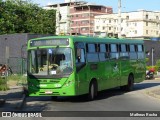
[28,47,73,76]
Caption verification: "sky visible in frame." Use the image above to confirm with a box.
[32,0,160,13]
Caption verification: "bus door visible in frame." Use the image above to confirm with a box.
[75,42,88,95]
[109,44,120,88]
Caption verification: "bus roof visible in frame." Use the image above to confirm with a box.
[29,35,144,44]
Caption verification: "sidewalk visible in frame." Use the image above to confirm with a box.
[0,86,24,110]
[145,76,160,99]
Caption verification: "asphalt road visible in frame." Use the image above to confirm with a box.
[22,80,160,112]
[1,80,160,119]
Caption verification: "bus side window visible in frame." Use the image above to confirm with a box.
[99,44,109,61]
[76,48,85,63]
[119,44,129,59]
[137,44,144,59]
[110,44,119,59]
[129,44,137,59]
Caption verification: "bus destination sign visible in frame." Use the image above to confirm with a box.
[30,39,69,47]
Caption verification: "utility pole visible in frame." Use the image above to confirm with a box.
[57,4,60,35]
[118,0,121,38]
[152,48,154,68]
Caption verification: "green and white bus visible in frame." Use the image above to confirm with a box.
[27,36,146,100]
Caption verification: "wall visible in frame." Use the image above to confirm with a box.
[0,33,53,74]
[144,40,160,66]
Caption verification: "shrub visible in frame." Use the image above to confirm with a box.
[0,77,9,91]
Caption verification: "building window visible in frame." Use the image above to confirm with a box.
[126,16,129,20]
[96,26,99,29]
[70,15,74,18]
[157,31,159,35]
[146,30,148,34]
[156,16,159,20]
[81,27,89,31]
[81,20,89,24]
[126,23,129,26]
[146,14,148,19]
[135,23,137,26]
[109,27,111,30]
[103,27,105,30]
[135,30,137,34]
[146,22,148,26]
[71,21,74,24]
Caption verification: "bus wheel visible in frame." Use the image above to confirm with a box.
[120,75,134,91]
[126,75,134,91]
[88,81,97,101]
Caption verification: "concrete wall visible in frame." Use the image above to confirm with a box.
[0,33,53,74]
[144,40,160,66]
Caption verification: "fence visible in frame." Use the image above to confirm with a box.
[8,57,27,75]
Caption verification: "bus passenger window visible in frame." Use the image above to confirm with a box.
[76,49,85,63]
[137,44,144,59]
[99,44,109,61]
[110,44,119,59]
[119,44,129,59]
[129,45,137,59]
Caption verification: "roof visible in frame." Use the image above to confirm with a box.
[30,35,144,44]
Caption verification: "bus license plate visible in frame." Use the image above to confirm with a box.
[45,91,52,94]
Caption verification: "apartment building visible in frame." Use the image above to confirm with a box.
[94,10,160,39]
[46,0,112,35]
[70,2,112,36]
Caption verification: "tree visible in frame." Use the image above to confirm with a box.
[0,0,56,34]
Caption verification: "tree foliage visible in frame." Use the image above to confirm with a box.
[0,0,56,34]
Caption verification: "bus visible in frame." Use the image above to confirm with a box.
[27,36,146,100]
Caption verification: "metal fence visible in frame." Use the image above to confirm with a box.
[8,57,27,75]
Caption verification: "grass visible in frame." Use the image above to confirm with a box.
[0,78,9,91]
[0,75,27,91]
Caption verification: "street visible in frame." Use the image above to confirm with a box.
[1,79,160,119]
[23,80,160,112]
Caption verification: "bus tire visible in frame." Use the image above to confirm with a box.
[88,80,97,101]
[120,74,134,91]
[126,74,134,91]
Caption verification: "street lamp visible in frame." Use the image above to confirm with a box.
[151,47,154,68]
[118,0,121,38]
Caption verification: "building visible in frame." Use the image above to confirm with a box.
[94,10,160,39]
[46,0,112,36]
